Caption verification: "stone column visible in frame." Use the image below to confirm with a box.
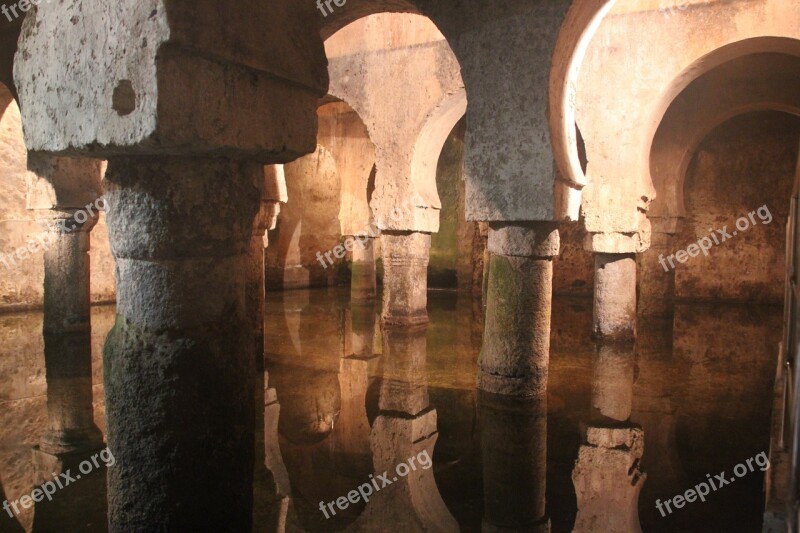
[593,253,637,342]
[478,222,560,398]
[381,231,431,326]
[38,210,103,455]
[102,157,262,531]
[350,236,377,301]
[479,392,548,532]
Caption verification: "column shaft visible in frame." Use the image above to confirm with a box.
[593,253,637,342]
[478,222,559,398]
[102,156,261,531]
[381,231,430,326]
[39,210,103,454]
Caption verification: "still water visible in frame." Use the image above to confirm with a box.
[0,287,780,532]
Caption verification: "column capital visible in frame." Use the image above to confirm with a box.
[37,208,100,236]
[487,222,560,258]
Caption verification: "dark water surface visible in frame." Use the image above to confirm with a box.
[0,288,779,532]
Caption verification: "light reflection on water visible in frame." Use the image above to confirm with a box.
[0,288,780,532]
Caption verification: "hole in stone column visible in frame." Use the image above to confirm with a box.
[112,80,136,116]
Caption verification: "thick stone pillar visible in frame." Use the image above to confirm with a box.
[478,222,560,398]
[350,236,377,301]
[479,392,548,532]
[102,157,262,531]
[381,231,431,326]
[593,253,637,342]
[38,210,103,455]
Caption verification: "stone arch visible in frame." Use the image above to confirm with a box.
[325,12,465,234]
[550,0,618,221]
[575,1,800,247]
[318,0,420,40]
[650,51,800,220]
[314,99,377,238]
[409,89,467,226]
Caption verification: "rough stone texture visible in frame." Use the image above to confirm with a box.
[426,0,572,223]
[102,157,262,531]
[326,13,464,232]
[593,253,637,342]
[0,89,115,310]
[487,222,560,258]
[431,118,476,290]
[673,112,798,303]
[572,426,645,533]
[478,391,549,532]
[590,344,636,425]
[576,0,800,239]
[553,221,593,296]
[649,53,800,223]
[479,224,558,397]
[38,211,104,455]
[381,232,431,326]
[322,102,376,238]
[14,0,327,161]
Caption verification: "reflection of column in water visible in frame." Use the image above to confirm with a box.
[333,302,380,475]
[591,344,636,425]
[352,325,458,532]
[38,211,104,456]
[479,391,549,532]
[251,197,291,531]
[379,325,429,415]
[351,237,378,301]
[573,343,646,533]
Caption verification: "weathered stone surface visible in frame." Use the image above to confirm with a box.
[381,232,431,326]
[479,224,557,397]
[0,90,115,310]
[431,0,572,223]
[15,0,326,160]
[487,222,561,258]
[326,13,463,233]
[573,426,645,533]
[593,253,636,342]
[102,157,262,530]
